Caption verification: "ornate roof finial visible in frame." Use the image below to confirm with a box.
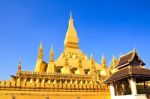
[133,48,137,53]
[18,57,22,71]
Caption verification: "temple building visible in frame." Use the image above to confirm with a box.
[0,14,111,99]
[105,50,150,99]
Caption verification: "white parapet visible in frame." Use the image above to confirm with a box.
[111,94,147,99]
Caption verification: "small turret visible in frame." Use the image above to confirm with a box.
[35,41,47,72]
[50,45,54,62]
[75,57,84,75]
[109,55,118,74]
[90,53,95,66]
[46,45,55,73]
[101,54,107,69]
[90,53,96,71]
[17,58,22,72]
[112,55,118,69]
[38,41,43,59]
[17,58,22,83]
[34,41,44,72]
[90,53,97,81]
[61,55,70,74]
[17,58,22,75]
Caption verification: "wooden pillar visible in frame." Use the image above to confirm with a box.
[144,81,147,93]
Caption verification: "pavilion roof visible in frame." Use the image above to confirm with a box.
[116,49,145,69]
[105,66,150,84]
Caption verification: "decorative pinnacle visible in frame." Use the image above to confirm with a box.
[18,57,22,70]
[112,55,116,63]
[70,11,72,19]
[69,11,73,26]
[102,54,105,60]
[101,54,106,64]
[19,57,22,64]
[50,44,53,51]
[50,44,54,61]
[64,12,79,49]
[112,55,115,60]
[90,53,94,59]
[40,41,43,48]
[133,48,137,52]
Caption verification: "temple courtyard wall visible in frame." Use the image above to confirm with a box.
[0,90,110,99]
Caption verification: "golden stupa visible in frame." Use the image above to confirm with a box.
[0,14,111,99]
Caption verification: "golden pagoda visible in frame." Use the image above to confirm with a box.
[0,14,110,99]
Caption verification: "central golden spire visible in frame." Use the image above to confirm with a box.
[64,13,79,49]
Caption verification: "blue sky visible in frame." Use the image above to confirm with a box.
[0,0,150,79]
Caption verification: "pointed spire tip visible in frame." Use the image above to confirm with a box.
[51,44,54,51]
[90,53,94,59]
[40,41,43,48]
[102,53,105,59]
[70,11,72,19]
[18,57,22,70]
[19,57,22,64]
